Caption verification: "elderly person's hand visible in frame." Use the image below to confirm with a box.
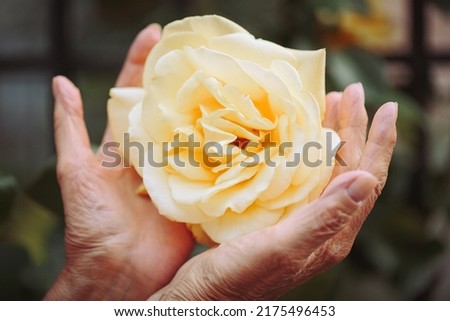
[45,23,397,300]
[45,24,194,300]
[149,84,397,300]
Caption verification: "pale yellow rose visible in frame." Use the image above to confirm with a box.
[107,15,340,244]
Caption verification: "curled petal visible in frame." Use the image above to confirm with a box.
[290,48,326,118]
[201,205,284,243]
[107,87,145,145]
[107,15,339,244]
[163,15,249,38]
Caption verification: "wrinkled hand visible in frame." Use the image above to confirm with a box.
[149,84,398,300]
[45,21,397,301]
[45,24,194,300]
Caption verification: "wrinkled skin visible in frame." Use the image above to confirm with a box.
[150,84,397,300]
[45,25,397,300]
[45,25,194,300]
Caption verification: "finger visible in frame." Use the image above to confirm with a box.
[100,24,161,153]
[338,102,398,235]
[53,76,95,174]
[300,108,397,280]
[334,83,368,173]
[115,23,161,87]
[323,91,342,130]
[360,102,398,194]
[274,170,377,259]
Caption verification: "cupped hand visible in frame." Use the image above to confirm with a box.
[149,83,398,300]
[45,24,194,300]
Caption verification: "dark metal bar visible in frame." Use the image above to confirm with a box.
[409,0,430,227]
[411,0,431,104]
[47,0,69,154]
[0,57,121,72]
[49,0,70,76]
[384,53,450,63]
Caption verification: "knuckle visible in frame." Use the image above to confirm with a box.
[322,241,352,265]
[56,160,78,183]
[319,199,354,233]
[374,182,384,197]
[56,157,94,185]
[56,164,66,184]
[63,91,83,116]
[362,109,369,124]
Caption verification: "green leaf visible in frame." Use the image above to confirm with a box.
[327,49,390,105]
[1,192,57,265]
[281,264,343,300]
[0,243,32,300]
[312,0,369,14]
[384,90,424,146]
[189,243,209,258]
[399,253,443,299]
[21,223,66,298]
[355,230,400,276]
[0,173,18,223]
[25,159,63,216]
[332,267,400,300]
[426,102,450,173]
[432,0,450,13]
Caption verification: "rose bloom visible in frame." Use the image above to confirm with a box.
[108,15,340,244]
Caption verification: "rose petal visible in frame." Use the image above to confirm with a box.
[142,146,213,224]
[168,150,217,181]
[210,146,247,173]
[293,91,321,129]
[209,33,297,68]
[290,48,326,118]
[141,93,199,143]
[143,32,204,88]
[201,117,260,141]
[200,103,275,131]
[107,15,338,244]
[168,165,259,208]
[201,205,284,243]
[271,59,303,96]
[215,161,258,185]
[163,15,249,39]
[258,129,337,210]
[127,101,150,175]
[256,166,320,210]
[185,47,263,99]
[237,60,297,119]
[107,87,145,146]
[175,73,211,113]
[201,120,237,146]
[258,158,296,202]
[198,164,275,216]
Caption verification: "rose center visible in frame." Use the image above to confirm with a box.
[231,137,250,149]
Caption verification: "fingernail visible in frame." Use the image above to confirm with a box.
[344,82,364,105]
[351,82,363,92]
[52,76,70,100]
[347,172,378,202]
[52,76,61,100]
[380,102,399,124]
[392,102,399,120]
[355,82,364,96]
[149,23,162,33]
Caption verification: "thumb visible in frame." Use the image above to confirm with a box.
[275,170,377,257]
[53,76,94,176]
[115,23,161,87]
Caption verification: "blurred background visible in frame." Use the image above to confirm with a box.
[0,0,449,300]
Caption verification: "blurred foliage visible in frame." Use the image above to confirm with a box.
[432,0,450,13]
[1,0,449,300]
